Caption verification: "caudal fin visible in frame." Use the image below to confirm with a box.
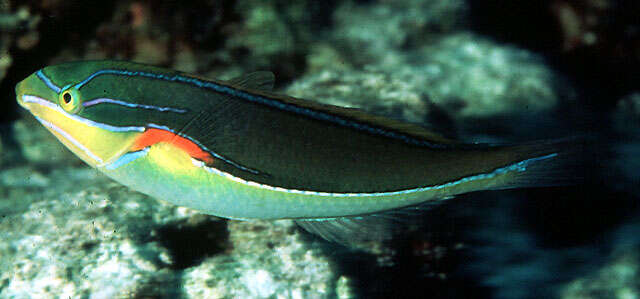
[494,137,590,190]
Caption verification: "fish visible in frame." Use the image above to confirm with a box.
[15,60,577,243]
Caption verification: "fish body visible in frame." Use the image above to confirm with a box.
[16,61,568,240]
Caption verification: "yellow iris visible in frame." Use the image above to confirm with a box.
[59,88,82,114]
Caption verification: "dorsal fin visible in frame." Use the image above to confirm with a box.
[248,88,460,146]
[228,71,275,91]
[222,72,455,146]
[324,106,458,145]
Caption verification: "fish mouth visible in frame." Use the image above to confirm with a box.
[19,94,144,168]
[20,94,62,123]
[21,94,55,109]
[16,94,27,109]
[15,81,29,109]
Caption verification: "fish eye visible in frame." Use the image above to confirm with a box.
[59,89,82,114]
[62,92,72,104]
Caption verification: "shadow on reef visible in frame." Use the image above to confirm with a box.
[155,216,230,270]
[297,201,496,299]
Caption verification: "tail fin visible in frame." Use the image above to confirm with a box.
[493,137,591,190]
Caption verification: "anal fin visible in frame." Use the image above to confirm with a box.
[295,196,452,244]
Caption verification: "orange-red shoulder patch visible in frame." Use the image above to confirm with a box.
[131,128,214,164]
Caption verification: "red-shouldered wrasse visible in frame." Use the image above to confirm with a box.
[15,60,577,243]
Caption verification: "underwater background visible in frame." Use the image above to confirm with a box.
[0,0,638,298]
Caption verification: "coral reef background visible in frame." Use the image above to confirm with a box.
[0,0,638,298]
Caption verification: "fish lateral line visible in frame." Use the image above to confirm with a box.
[190,152,559,197]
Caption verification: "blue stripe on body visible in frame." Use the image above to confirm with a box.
[74,69,449,149]
[83,98,188,113]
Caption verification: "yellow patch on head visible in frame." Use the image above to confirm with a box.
[23,100,140,167]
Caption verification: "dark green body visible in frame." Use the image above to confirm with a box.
[16,60,565,225]
[43,61,544,193]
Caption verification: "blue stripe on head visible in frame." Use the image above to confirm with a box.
[36,70,62,93]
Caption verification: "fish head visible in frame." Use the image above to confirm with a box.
[15,61,153,168]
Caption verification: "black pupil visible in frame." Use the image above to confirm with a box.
[63,93,72,104]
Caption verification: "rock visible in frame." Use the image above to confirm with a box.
[611,92,640,191]
[414,33,567,120]
[0,5,40,123]
[331,0,468,67]
[288,33,571,138]
[559,217,640,299]
[286,68,430,124]
[614,93,640,127]
[4,0,635,298]
[207,0,318,81]
[184,220,341,298]
[1,119,351,298]
[560,249,639,299]
[0,156,184,297]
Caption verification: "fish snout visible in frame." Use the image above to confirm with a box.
[15,71,46,110]
[15,78,27,108]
